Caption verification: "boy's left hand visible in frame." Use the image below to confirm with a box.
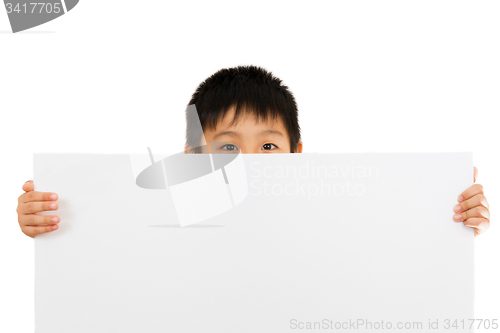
[453,167,490,236]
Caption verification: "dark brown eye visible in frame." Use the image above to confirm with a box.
[262,143,277,150]
[221,144,239,151]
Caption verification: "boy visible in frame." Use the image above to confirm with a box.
[16,65,490,237]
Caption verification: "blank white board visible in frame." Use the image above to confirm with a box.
[34,153,474,332]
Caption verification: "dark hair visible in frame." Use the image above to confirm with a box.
[186,65,301,153]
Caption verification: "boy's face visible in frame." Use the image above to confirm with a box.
[200,106,302,154]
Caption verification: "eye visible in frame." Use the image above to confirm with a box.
[262,143,278,151]
[221,144,239,151]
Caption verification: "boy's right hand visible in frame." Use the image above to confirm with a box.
[17,180,60,238]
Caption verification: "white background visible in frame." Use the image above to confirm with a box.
[0,1,499,332]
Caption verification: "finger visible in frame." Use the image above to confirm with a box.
[473,167,478,183]
[453,193,489,213]
[453,205,490,222]
[18,191,58,203]
[458,184,484,203]
[18,201,58,215]
[22,180,34,192]
[463,217,490,235]
[19,214,59,226]
[22,224,59,238]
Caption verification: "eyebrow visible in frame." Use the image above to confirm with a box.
[259,130,284,137]
[213,131,240,140]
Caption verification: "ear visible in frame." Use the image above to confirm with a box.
[295,141,303,153]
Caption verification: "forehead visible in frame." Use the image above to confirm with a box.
[213,105,287,132]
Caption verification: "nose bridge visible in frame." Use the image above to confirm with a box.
[239,144,259,154]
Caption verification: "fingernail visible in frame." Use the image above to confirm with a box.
[454,204,462,212]
[49,203,57,210]
[480,210,490,219]
[453,213,462,220]
[49,194,57,200]
[457,195,464,202]
[51,225,58,230]
[481,199,489,209]
[25,180,32,184]
[51,217,59,223]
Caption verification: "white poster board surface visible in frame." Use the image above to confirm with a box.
[34,153,474,333]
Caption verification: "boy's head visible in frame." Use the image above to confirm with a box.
[186,65,302,154]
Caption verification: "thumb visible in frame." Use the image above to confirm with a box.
[473,167,478,183]
[22,180,34,192]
